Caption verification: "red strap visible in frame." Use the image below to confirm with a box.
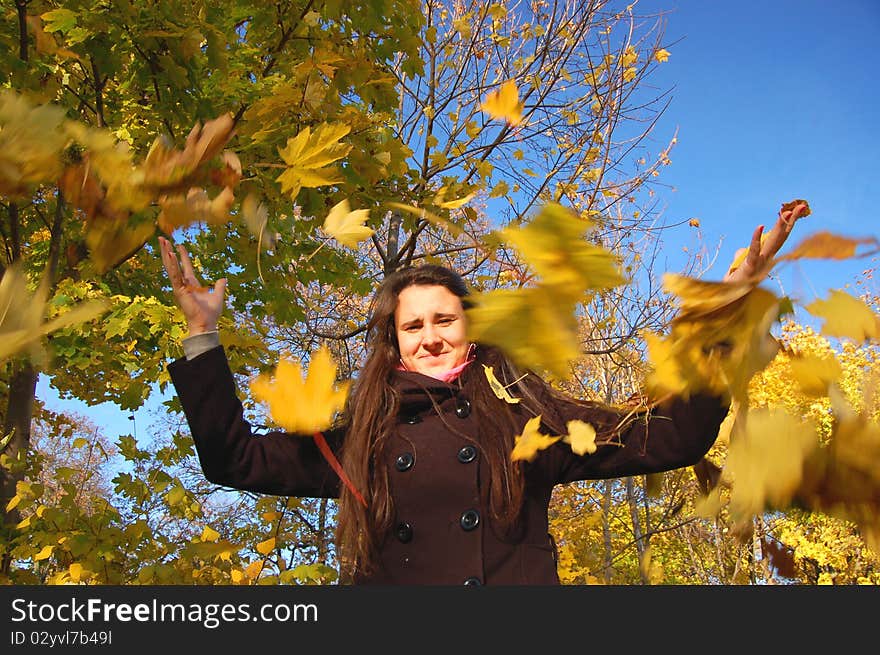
[313,432,367,508]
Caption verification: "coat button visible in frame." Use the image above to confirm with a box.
[455,397,471,418]
[463,577,482,585]
[395,452,415,472]
[396,522,413,543]
[460,509,480,531]
[457,445,477,464]
[403,414,422,425]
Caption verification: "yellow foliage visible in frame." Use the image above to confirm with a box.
[480,79,524,126]
[645,276,781,401]
[723,408,819,523]
[0,90,68,197]
[141,114,236,193]
[805,290,880,342]
[563,420,597,455]
[250,346,350,434]
[256,538,276,556]
[482,365,521,404]
[322,199,373,248]
[466,286,581,379]
[511,416,560,462]
[0,264,108,365]
[499,202,625,302]
[276,122,352,200]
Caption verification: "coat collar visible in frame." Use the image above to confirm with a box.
[392,369,459,415]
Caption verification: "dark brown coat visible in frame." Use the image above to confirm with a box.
[169,346,728,585]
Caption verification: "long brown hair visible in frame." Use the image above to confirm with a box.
[334,264,621,580]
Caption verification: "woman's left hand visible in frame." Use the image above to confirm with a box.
[722,200,810,283]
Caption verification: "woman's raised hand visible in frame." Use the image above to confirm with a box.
[158,236,227,336]
[722,200,810,284]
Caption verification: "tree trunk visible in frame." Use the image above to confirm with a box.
[601,479,613,584]
[1,361,37,575]
[627,476,650,584]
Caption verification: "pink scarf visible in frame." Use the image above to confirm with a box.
[398,344,476,383]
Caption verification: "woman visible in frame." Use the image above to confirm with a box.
[160,202,807,585]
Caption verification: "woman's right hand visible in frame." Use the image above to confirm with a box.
[158,236,227,336]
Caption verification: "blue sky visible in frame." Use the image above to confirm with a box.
[642,0,879,301]
[39,0,880,440]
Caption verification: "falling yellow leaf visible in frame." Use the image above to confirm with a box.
[241,192,275,248]
[723,408,818,523]
[276,122,352,200]
[141,113,236,193]
[787,351,843,397]
[157,186,235,234]
[480,80,524,126]
[499,202,625,302]
[0,90,69,197]
[201,526,221,542]
[466,286,580,379]
[563,420,597,455]
[804,290,880,342]
[433,186,476,209]
[644,276,782,400]
[511,416,560,462]
[483,364,521,404]
[386,201,463,237]
[322,199,373,248]
[250,346,351,434]
[256,538,276,556]
[778,232,879,263]
[0,264,108,364]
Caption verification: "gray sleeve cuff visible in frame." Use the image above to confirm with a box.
[182,331,221,360]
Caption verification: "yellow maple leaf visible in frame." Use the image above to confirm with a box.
[778,231,879,263]
[480,80,524,126]
[141,113,236,193]
[201,526,221,542]
[482,364,521,404]
[644,276,782,400]
[804,290,880,342]
[241,192,275,248]
[499,202,625,303]
[250,346,351,434]
[511,416,560,462]
[0,264,108,364]
[386,201,464,237]
[723,408,818,523]
[654,48,670,63]
[276,122,352,200]
[322,199,373,248]
[157,186,235,234]
[563,420,597,455]
[787,351,843,397]
[433,186,476,209]
[256,537,276,556]
[0,90,69,197]
[466,286,581,379]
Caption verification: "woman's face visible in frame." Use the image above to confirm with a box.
[394,284,469,377]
